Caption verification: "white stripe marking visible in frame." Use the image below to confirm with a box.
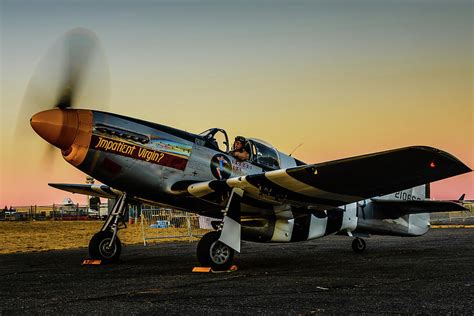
[265,169,362,203]
[226,176,281,205]
[110,188,122,196]
[91,184,107,195]
[188,181,214,197]
[226,177,261,197]
[89,184,119,197]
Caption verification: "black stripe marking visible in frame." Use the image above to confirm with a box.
[241,195,275,210]
[324,208,344,235]
[290,214,311,242]
[192,192,227,206]
[100,186,116,196]
[171,180,203,193]
[209,180,231,192]
[246,174,343,207]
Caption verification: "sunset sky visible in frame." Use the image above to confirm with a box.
[1,0,472,206]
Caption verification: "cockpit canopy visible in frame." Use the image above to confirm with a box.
[247,138,280,169]
[199,128,280,170]
[199,128,230,153]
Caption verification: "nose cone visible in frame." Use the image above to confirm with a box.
[30,109,79,150]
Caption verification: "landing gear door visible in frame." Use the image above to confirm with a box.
[341,202,358,232]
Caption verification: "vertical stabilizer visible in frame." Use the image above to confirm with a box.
[378,184,428,201]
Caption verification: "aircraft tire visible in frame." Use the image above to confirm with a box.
[352,237,366,253]
[197,231,234,271]
[89,231,122,263]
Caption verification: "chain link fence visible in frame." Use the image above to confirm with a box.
[140,206,217,245]
[0,204,107,221]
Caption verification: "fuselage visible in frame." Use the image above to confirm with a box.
[31,109,301,214]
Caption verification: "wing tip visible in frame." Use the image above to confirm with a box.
[410,146,472,174]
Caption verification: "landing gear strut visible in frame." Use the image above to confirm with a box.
[89,194,127,262]
[196,188,242,270]
[352,237,366,253]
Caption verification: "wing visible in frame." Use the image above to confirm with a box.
[188,146,471,210]
[49,183,121,199]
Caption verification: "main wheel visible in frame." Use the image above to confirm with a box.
[197,231,234,271]
[352,237,366,253]
[89,231,122,263]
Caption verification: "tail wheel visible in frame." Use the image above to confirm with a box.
[352,237,366,253]
[89,231,122,263]
[197,231,234,271]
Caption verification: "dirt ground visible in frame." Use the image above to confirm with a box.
[0,221,198,254]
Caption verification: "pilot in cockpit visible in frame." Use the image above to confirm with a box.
[230,136,249,161]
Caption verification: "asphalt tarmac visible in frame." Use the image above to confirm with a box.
[1,229,473,314]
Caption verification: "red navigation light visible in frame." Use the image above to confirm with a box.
[430,161,436,168]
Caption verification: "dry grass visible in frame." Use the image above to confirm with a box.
[0,221,204,254]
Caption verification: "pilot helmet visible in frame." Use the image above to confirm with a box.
[235,136,246,144]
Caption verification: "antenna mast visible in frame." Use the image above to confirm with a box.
[289,143,303,157]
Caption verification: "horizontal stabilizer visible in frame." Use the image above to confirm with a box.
[49,183,121,199]
[371,199,468,217]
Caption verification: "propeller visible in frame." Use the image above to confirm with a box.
[17,28,110,165]
[55,28,97,109]
[18,28,109,129]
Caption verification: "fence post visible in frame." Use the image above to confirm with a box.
[186,212,192,241]
[141,206,147,246]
